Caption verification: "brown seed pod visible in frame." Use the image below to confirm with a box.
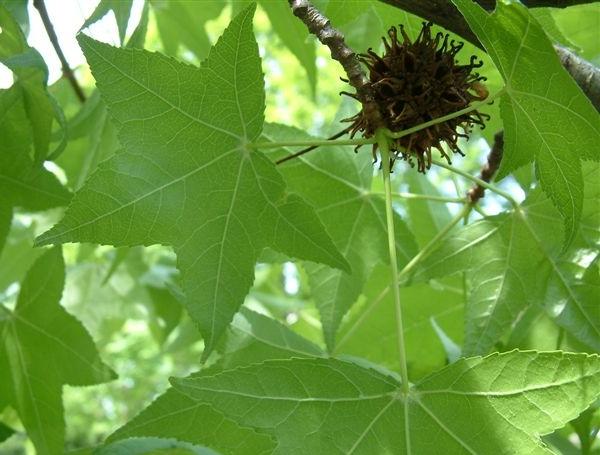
[343,22,490,172]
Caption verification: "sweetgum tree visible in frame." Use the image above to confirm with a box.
[0,0,599,453]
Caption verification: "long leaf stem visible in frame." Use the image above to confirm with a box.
[398,203,472,286]
[251,137,374,150]
[374,192,466,203]
[432,159,519,208]
[376,129,410,395]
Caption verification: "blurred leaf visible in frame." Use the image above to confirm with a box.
[553,4,600,62]
[0,247,115,455]
[263,123,417,351]
[259,0,317,96]
[150,0,224,60]
[454,0,600,247]
[0,86,71,218]
[146,285,183,346]
[172,351,600,454]
[0,5,63,164]
[0,421,15,442]
[81,0,134,45]
[0,0,28,35]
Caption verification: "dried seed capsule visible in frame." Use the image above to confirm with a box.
[343,22,490,172]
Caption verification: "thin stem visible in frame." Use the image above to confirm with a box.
[432,159,519,208]
[276,126,352,165]
[376,129,410,394]
[33,0,86,103]
[398,203,472,285]
[251,137,375,150]
[385,89,505,139]
[382,192,466,203]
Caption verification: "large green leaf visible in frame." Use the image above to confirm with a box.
[413,168,600,354]
[36,5,348,356]
[0,247,115,455]
[172,351,600,454]
[106,307,320,451]
[263,123,417,350]
[453,0,600,246]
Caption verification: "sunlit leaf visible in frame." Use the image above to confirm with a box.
[173,351,600,454]
[453,0,600,246]
[36,5,349,356]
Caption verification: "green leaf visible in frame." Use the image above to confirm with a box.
[553,4,600,62]
[0,421,15,443]
[0,204,10,255]
[453,0,600,246]
[403,171,453,247]
[172,351,600,454]
[336,267,464,379]
[0,5,61,164]
[259,0,317,96]
[0,247,115,455]
[262,123,417,350]
[210,307,324,371]
[95,437,218,455]
[150,0,225,60]
[0,86,71,213]
[36,5,348,357]
[414,173,600,354]
[107,307,320,452]
[145,285,183,345]
[81,0,134,45]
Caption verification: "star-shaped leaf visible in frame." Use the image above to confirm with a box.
[36,5,349,355]
[0,247,115,455]
[263,123,417,351]
[172,351,600,454]
[453,0,600,246]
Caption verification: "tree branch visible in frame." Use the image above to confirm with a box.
[33,0,86,103]
[288,0,369,96]
[467,131,504,204]
[378,0,600,112]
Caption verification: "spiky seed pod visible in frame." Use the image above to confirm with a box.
[343,22,490,172]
